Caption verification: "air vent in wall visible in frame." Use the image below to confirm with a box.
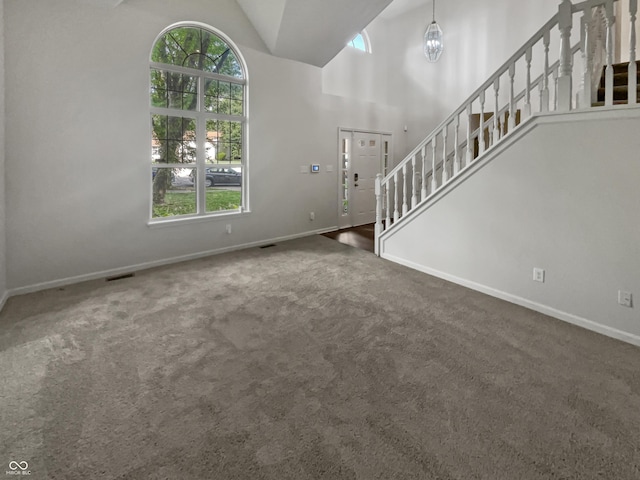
[106,273,135,282]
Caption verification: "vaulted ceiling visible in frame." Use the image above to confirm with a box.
[89,0,425,67]
[235,0,395,67]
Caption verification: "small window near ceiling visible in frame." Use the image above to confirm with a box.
[348,31,371,53]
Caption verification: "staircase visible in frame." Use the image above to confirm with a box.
[373,0,640,253]
[371,0,640,347]
[593,61,640,106]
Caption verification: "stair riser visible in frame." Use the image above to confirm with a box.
[597,86,640,102]
[600,73,640,88]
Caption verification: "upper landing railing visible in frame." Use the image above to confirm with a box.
[374,0,638,254]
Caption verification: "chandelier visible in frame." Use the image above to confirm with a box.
[424,0,444,62]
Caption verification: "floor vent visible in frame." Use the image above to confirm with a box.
[106,273,135,282]
[259,244,277,249]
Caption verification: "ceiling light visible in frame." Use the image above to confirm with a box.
[424,0,443,62]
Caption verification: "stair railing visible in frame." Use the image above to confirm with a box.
[375,0,635,255]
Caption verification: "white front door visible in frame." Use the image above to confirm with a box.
[351,132,380,226]
[338,130,390,228]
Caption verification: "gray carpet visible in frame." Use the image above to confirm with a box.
[1,234,639,479]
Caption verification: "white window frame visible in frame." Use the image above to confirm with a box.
[348,30,372,53]
[148,23,249,225]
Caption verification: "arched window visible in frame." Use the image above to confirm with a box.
[348,31,371,53]
[150,24,247,220]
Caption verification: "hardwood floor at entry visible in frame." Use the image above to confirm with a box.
[322,224,374,252]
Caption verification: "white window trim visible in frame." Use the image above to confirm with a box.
[348,30,372,53]
[148,23,249,225]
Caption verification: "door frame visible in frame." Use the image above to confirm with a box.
[337,128,393,229]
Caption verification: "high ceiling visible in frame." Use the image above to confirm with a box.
[235,0,396,67]
[90,0,428,67]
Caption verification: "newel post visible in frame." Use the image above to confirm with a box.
[557,0,574,111]
[374,173,383,256]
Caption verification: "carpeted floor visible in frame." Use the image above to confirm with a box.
[1,235,639,479]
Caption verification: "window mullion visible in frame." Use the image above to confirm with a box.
[150,62,246,85]
[196,75,206,215]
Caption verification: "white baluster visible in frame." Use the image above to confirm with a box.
[604,0,614,106]
[411,155,417,208]
[466,104,473,166]
[420,145,427,199]
[542,30,551,112]
[578,10,592,109]
[553,66,559,110]
[493,78,500,145]
[374,173,382,254]
[393,172,399,222]
[402,164,408,215]
[442,127,449,184]
[453,115,460,175]
[385,180,391,228]
[479,91,486,154]
[508,63,516,132]
[431,137,438,192]
[629,0,638,104]
[557,0,573,111]
[525,47,533,117]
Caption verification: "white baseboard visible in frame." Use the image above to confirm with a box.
[382,253,640,348]
[8,227,338,299]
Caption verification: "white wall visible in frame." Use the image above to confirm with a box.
[4,0,400,291]
[381,111,640,345]
[384,0,561,158]
[322,21,389,105]
[0,0,6,307]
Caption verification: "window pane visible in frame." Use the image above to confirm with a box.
[352,34,366,51]
[230,83,243,100]
[204,166,242,213]
[218,81,231,99]
[205,119,242,164]
[218,98,231,115]
[231,99,243,116]
[152,27,244,79]
[204,80,243,116]
[151,115,197,164]
[150,69,197,111]
[152,167,197,218]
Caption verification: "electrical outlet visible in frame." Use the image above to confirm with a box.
[618,290,633,308]
[226,224,232,234]
[309,212,315,221]
[533,268,545,283]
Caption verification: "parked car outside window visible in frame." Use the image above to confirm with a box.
[191,167,242,187]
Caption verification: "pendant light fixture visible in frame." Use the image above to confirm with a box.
[424,0,444,62]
